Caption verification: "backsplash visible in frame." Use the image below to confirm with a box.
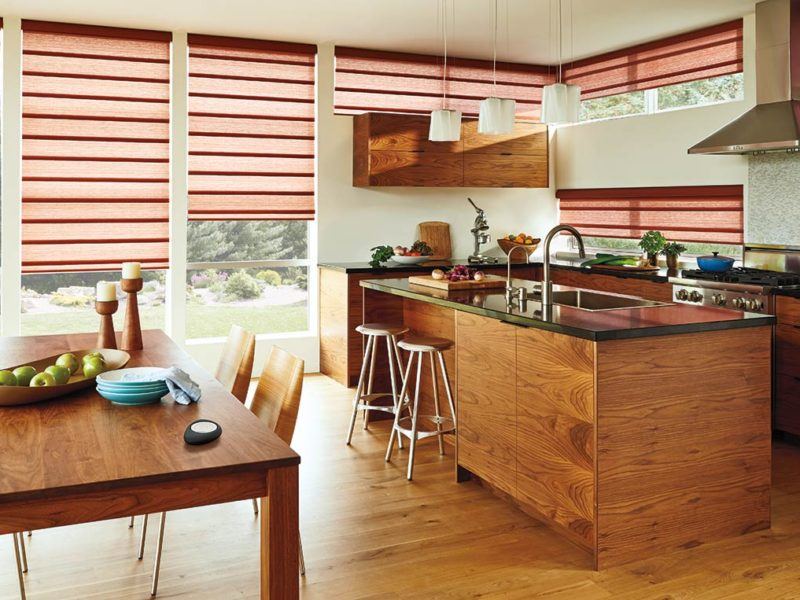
[748,153,800,246]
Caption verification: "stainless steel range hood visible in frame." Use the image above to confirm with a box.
[689,0,800,155]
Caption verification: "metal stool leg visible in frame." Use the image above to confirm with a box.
[391,335,408,450]
[346,335,374,445]
[13,534,26,600]
[252,498,259,515]
[17,532,27,573]
[299,532,306,576]
[129,515,135,528]
[150,512,167,597]
[437,352,457,427]
[429,352,445,455]
[363,334,378,430]
[386,350,415,462]
[385,335,404,450]
[407,352,424,481]
[138,513,149,559]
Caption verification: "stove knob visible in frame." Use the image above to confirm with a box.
[745,299,762,311]
[732,297,746,309]
[689,290,703,302]
[712,293,726,306]
[676,289,689,301]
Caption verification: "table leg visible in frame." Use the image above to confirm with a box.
[260,465,299,599]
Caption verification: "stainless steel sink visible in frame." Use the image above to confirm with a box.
[528,289,670,311]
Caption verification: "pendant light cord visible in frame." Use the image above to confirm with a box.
[557,0,563,84]
[441,0,448,110]
[492,0,498,95]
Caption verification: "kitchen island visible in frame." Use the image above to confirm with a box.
[361,277,774,570]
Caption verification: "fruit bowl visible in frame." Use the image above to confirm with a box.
[391,255,431,265]
[0,348,130,406]
[498,238,540,263]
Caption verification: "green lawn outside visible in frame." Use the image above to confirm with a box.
[20,304,308,339]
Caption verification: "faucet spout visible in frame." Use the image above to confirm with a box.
[505,245,530,308]
[541,225,585,307]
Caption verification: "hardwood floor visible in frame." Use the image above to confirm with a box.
[3,374,800,599]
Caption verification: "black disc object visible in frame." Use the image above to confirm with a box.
[184,419,222,445]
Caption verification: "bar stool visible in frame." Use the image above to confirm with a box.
[345,322,409,445]
[385,336,456,480]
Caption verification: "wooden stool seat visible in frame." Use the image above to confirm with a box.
[398,336,453,353]
[356,322,409,336]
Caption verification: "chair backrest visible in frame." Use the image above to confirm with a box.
[251,346,304,445]
[215,325,255,404]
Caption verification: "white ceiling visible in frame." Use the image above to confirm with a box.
[0,0,757,63]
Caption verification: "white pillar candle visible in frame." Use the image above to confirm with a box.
[122,262,141,279]
[96,282,117,302]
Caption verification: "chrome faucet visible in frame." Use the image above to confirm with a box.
[542,225,585,307]
[505,245,530,310]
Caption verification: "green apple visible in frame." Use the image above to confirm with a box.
[82,357,106,379]
[45,364,70,385]
[30,372,56,387]
[12,366,36,386]
[82,352,104,365]
[0,370,17,386]
[56,353,79,375]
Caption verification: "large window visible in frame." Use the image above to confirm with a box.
[185,221,309,340]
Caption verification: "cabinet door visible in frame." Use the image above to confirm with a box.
[776,373,800,435]
[516,326,596,549]
[456,312,517,496]
[368,151,462,187]
[368,113,461,154]
[463,154,548,188]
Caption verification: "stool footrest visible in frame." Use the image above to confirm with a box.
[395,415,456,439]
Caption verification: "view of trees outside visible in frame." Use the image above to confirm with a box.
[20,220,310,339]
[578,237,743,260]
[185,220,309,339]
[657,73,743,111]
[580,91,646,121]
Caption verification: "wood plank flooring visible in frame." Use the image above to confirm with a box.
[2,374,800,599]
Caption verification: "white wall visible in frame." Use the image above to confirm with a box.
[315,44,559,263]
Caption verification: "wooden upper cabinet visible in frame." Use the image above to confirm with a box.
[353,112,549,188]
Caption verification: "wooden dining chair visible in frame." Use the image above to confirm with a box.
[214,324,256,403]
[147,345,306,596]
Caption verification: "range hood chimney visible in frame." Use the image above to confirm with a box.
[689,0,800,155]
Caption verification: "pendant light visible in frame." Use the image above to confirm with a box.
[541,0,580,125]
[479,0,516,134]
[429,0,462,141]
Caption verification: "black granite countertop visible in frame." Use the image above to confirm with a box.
[361,277,774,341]
[319,256,673,281]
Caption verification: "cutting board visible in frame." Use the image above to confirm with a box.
[408,274,506,290]
[418,221,451,260]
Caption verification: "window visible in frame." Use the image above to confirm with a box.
[334,46,552,119]
[580,91,645,121]
[557,185,744,256]
[186,34,316,341]
[19,20,170,333]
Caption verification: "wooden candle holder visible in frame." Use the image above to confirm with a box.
[95,300,119,349]
[121,278,144,351]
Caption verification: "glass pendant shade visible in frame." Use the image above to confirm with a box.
[429,108,462,141]
[478,97,516,134]
[541,82,581,125]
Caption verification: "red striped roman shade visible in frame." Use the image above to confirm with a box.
[334,46,553,119]
[557,185,744,245]
[21,20,171,273]
[563,20,743,100]
[188,34,316,220]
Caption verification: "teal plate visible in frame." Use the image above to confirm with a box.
[98,381,167,393]
[97,386,167,405]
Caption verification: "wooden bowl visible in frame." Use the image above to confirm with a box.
[0,348,131,406]
[497,238,540,263]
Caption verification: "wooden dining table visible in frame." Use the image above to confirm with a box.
[0,329,300,598]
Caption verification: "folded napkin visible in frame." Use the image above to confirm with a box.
[118,366,201,404]
[162,367,202,405]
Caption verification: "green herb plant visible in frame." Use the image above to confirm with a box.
[369,245,395,268]
[638,231,667,256]
[661,242,687,257]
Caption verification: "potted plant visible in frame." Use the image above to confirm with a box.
[661,242,687,270]
[638,231,667,266]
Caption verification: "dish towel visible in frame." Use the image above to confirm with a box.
[162,367,202,405]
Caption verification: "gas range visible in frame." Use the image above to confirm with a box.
[670,246,800,313]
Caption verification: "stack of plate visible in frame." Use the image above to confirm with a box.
[96,367,168,405]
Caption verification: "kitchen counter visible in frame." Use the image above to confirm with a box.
[360,277,773,341]
[362,276,772,570]
[318,258,529,274]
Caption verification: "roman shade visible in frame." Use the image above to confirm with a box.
[188,34,316,220]
[21,20,171,273]
[563,20,744,100]
[557,185,744,245]
[334,46,553,119]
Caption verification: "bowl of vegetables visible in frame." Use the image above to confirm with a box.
[391,241,434,264]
